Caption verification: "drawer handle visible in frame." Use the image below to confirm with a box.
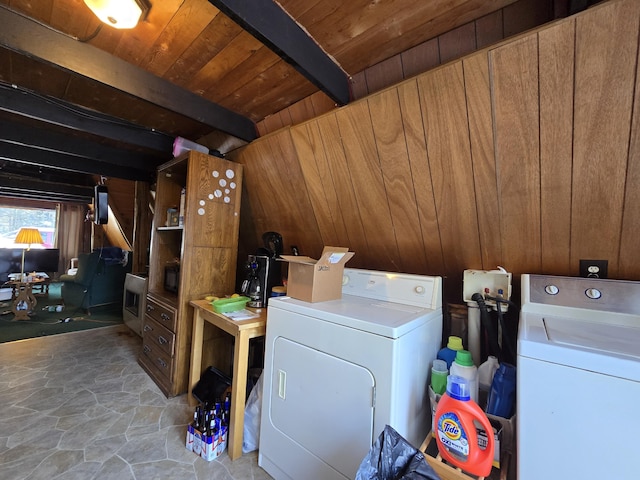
[157,358,167,369]
[160,313,170,322]
[143,345,151,354]
[158,336,168,345]
[146,304,155,312]
[143,325,152,332]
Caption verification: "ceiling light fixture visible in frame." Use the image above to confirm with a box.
[83,0,150,30]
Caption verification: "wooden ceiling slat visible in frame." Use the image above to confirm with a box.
[3,0,53,22]
[164,13,243,85]
[275,0,325,21]
[203,46,281,100]
[246,78,318,121]
[50,0,92,38]
[289,0,347,30]
[220,61,316,120]
[112,0,188,66]
[137,0,219,76]
[185,30,264,94]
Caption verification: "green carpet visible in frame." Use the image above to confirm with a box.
[0,282,124,343]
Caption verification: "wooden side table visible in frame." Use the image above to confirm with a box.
[10,279,43,320]
[188,299,267,461]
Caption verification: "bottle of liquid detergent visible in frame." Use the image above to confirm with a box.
[430,359,448,395]
[486,363,516,418]
[434,375,495,477]
[437,335,464,368]
[449,349,479,403]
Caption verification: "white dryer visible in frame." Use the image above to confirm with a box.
[259,268,443,480]
[518,274,640,480]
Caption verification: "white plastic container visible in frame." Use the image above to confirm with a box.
[449,349,478,403]
[173,136,209,157]
[478,355,500,392]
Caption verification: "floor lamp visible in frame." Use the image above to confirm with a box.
[14,228,44,281]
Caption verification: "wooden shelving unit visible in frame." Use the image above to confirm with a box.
[139,151,243,397]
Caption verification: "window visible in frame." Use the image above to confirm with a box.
[0,206,57,248]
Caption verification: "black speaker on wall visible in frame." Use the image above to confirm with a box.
[94,184,108,225]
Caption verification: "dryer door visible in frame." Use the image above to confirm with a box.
[271,336,375,478]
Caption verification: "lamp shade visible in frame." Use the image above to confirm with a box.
[83,0,148,29]
[14,228,44,246]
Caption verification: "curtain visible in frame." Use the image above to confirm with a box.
[56,203,89,278]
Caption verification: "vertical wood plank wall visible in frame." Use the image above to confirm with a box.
[230,0,640,302]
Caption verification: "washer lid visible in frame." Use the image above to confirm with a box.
[518,314,640,382]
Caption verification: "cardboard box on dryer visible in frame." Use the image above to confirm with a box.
[280,246,354,302]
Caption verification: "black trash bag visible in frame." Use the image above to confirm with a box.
[355,425,441,480]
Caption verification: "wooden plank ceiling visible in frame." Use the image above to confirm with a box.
[0,0,526,196]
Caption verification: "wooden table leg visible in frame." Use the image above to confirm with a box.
[227,329,250,460]
[12,283,37,321]
[188,310,205,408]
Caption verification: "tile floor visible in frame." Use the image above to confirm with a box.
[0,324,273,480]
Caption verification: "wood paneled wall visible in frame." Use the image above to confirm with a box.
[230,0,640,303]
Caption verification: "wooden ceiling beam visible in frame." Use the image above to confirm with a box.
[0,84,172,156]
[0,172,94,204]
[0,117,158,180]
[209,0,351,106]
[0,141,149,181]
[0,8,257,142]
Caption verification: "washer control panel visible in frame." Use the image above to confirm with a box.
[526,274,640,315]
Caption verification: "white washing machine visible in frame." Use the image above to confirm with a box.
[259,268,443,480]
[517,274,640,480]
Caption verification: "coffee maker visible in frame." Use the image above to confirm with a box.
[241,232,283,308]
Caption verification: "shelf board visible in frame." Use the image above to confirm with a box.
[157,226,184,231]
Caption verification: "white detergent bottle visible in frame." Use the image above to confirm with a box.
[449,350,478,403]
[478,355,499,393]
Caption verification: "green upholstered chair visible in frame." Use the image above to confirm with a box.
[59,248,131,313]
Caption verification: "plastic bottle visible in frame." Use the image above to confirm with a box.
[486,363,516,418]
[434,375,495,477]
[449,350,479,403]
[430,359,448,395]
[478,355,500,393]
[437,335,464,368]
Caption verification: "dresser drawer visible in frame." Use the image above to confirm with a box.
[145,296,177,331]
[140,339,174,384]
[142,316,176,357]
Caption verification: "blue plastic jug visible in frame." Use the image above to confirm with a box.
[486,363,516,418]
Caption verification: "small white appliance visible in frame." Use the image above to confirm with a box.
[517,274,640,480]
[123,273,148,337]
[259,268,443,480]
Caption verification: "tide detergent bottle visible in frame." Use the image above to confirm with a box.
[434,375,495,477]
